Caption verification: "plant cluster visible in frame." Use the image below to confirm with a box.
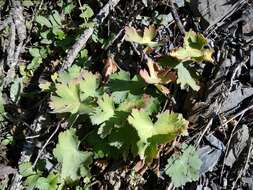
[0,1,214,189]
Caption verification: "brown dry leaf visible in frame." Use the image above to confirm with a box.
[140,59,176,85]
[140,59,176,96]
[102,56,119,79]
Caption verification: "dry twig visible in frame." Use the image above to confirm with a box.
[32,123,61,168]
[168,0,185,34]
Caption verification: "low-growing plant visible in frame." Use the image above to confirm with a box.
[11,4,214,186]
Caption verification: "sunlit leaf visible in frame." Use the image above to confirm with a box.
[102,56,119,79]
[29,48,41,57]
[140,59,176,84]
[140,59,176,95]
[35,173,59,190]
[64,3,75,14]
[80,4,94,20]
[125,26,158,47]
[50,66,100,114]
[170,30,214,62]
[89,93,115,125]
[79,71,101,100]
[128,109,188,162]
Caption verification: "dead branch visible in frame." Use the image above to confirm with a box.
[11,0,27,68]
[169,0,185,34]
[6,20,16,68]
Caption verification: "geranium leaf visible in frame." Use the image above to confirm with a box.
[50,66,100,114]
[165,144,202,187]
[49,84,81,114]
[53,129,92,182]
[79,70,101,100]
[128,109,188,162]
[174,62,200,91]
[117,94,159,115]
[125,26,158,47]
[35,173,59,190]
[102,56,119,79]
[57,65,81,84]
[108,70,146,103]
[170,30,214,62]
[89,93,115,125]
[35,15,52,28]
[140,59,176,84]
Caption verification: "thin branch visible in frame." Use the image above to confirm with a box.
[169,0,185,34]
[221,104,253,127]
[11,0,27,68]
[220,112,245,183]
[61,0,121,71]
[32,123,61,168]
[7,20,16,68]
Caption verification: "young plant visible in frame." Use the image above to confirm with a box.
[49,65,189,162]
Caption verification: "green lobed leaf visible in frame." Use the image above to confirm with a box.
[125,25,158,47]
[165,144,202,187]
[89,93,115,125]
[57,65,82,84]
[128,109,188,162]
[79,71,101,100]
[108,70,146,103]
[25,174,41,190]
[50,66,100,114]
[174,62,200,91]
[35,173,59,190]
[19,162,59,190]
[49,84,81,114]
[35,15,52,28]
[29,48,41,57]
[53,129,93,181]
[64,3,75,14]
[117,94,159,115]
[80,4,94,20]
[19,162,35,177]
[170,30,214,62]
